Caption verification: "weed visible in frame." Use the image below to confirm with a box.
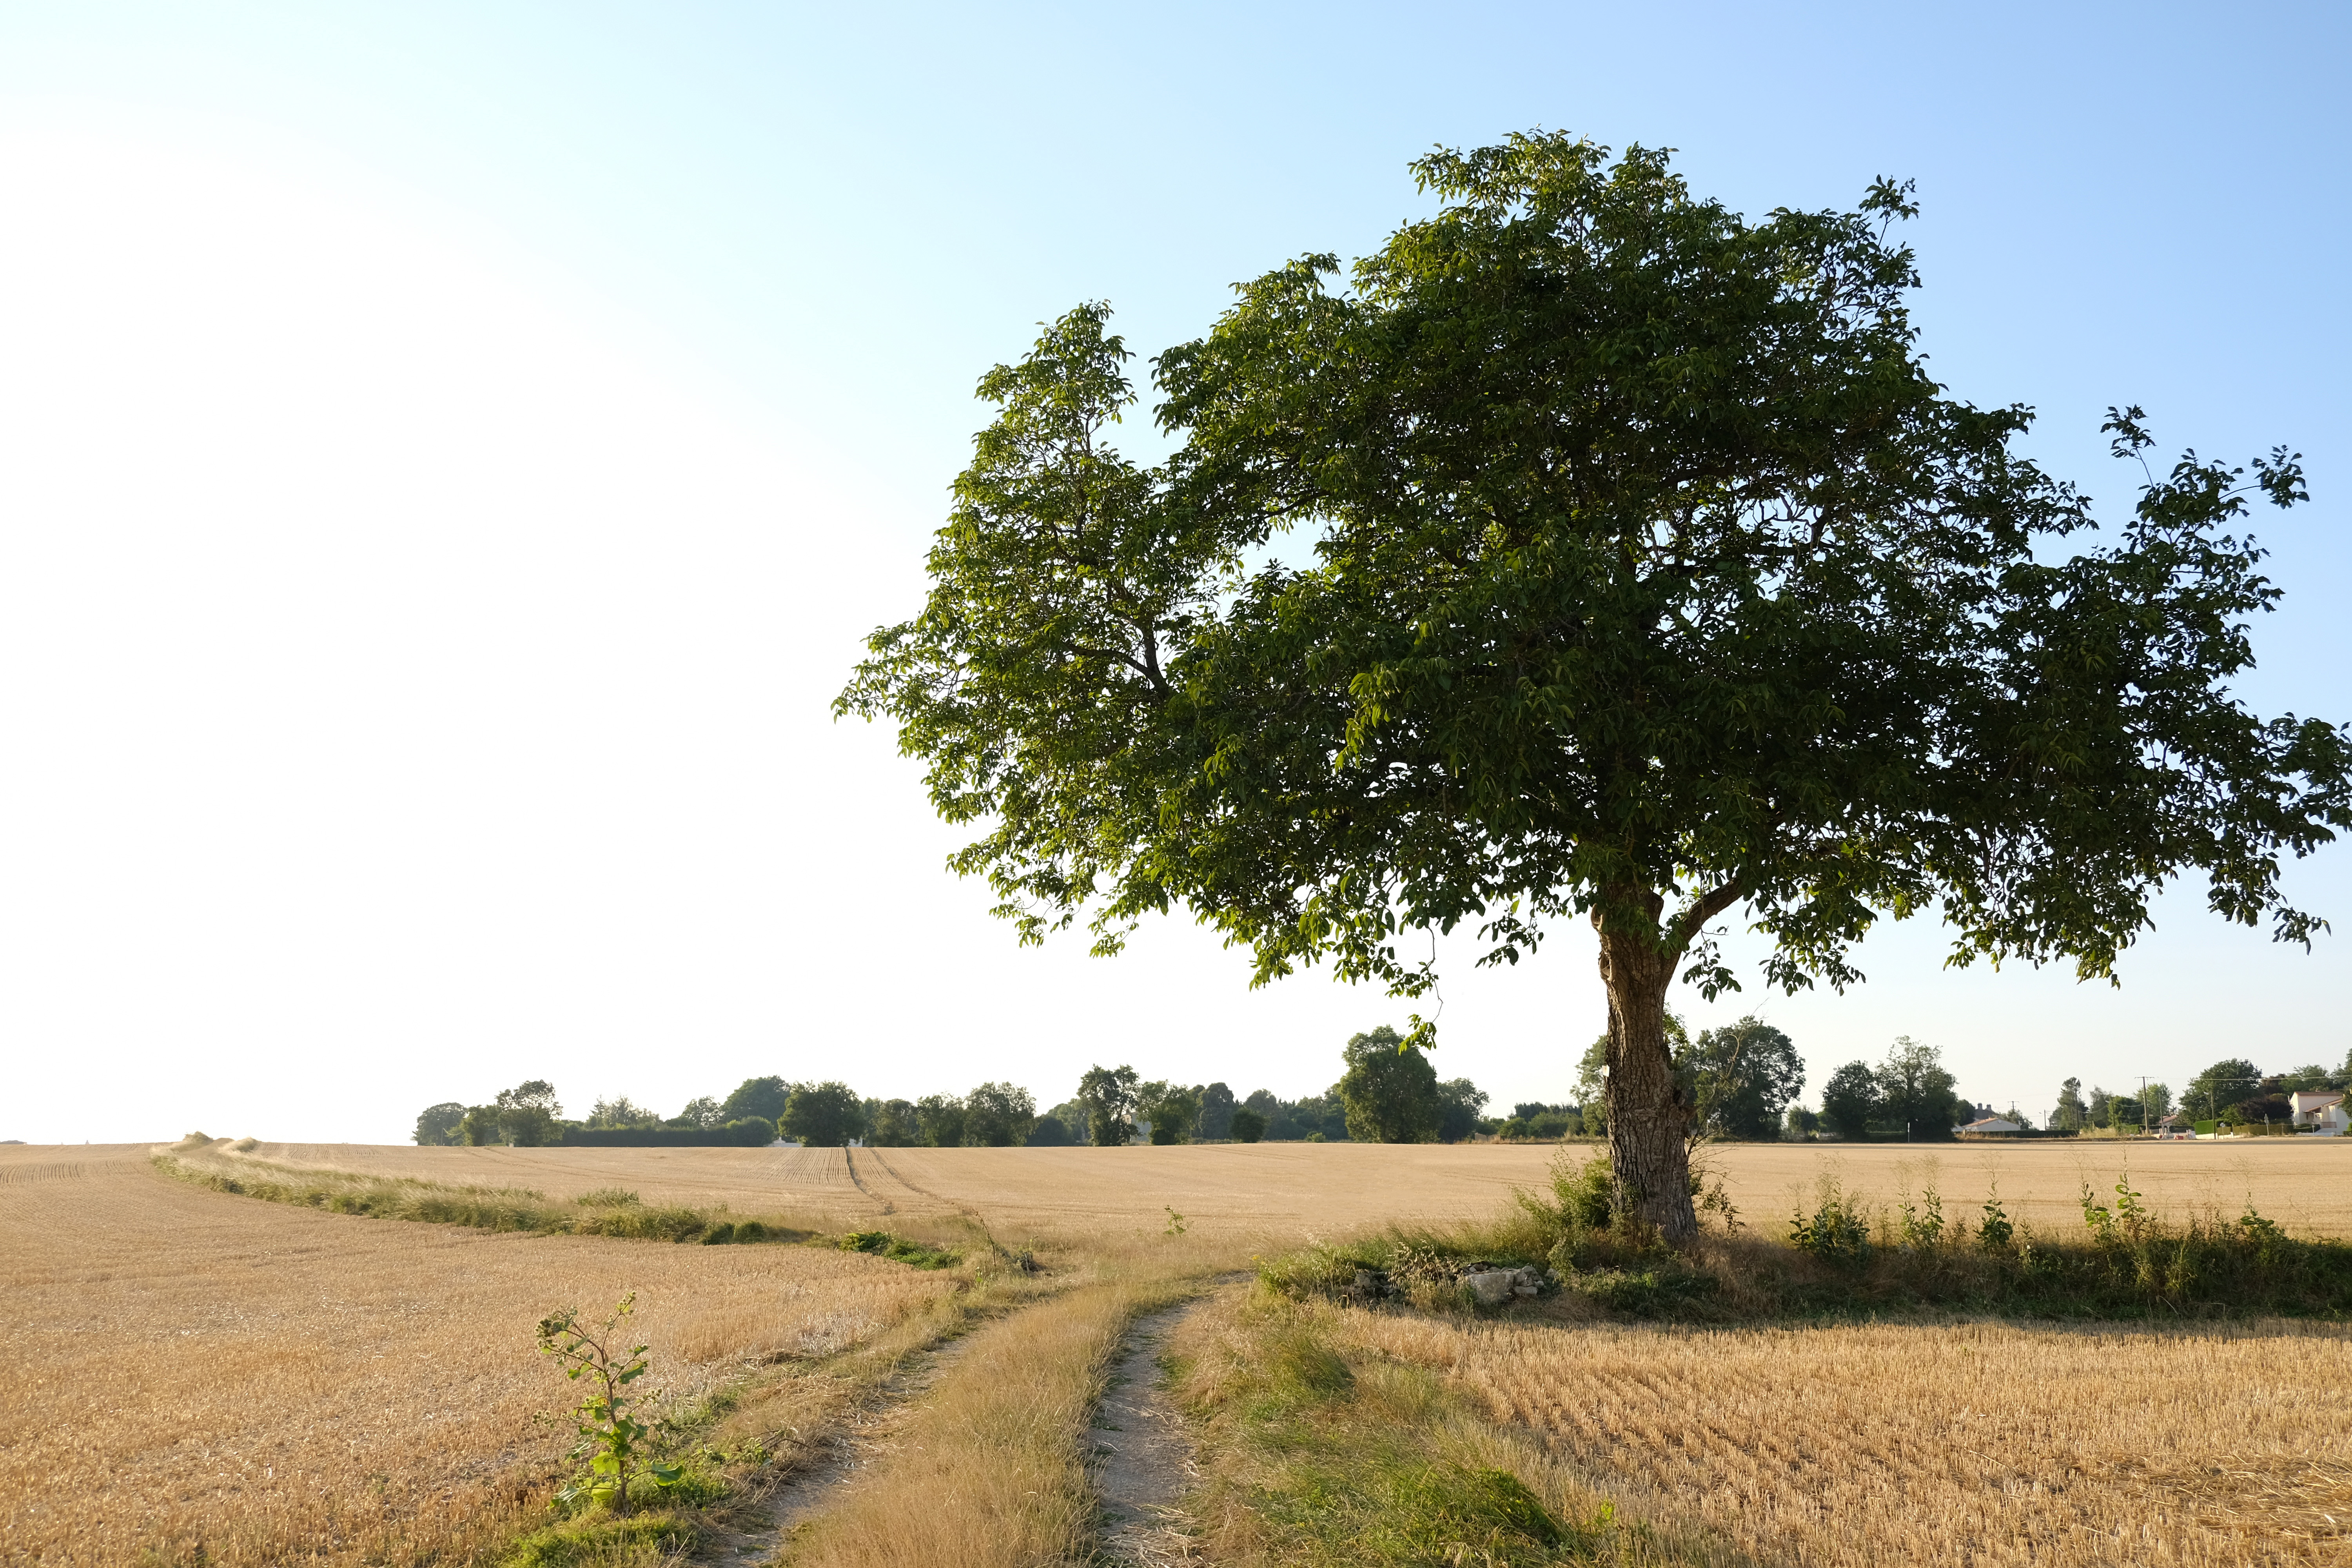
[535,1294,681,1517]
[497,1512,697,1568]
[574,1188,641,1208]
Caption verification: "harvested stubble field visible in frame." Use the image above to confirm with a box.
[1340,1307,2352,1565]
[269,1134,2352,1242]
[10,1135,2350,1568]
[0,1144,959,1567]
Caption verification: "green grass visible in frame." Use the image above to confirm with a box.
[1262,1151,2352,1323]
[1172,1290,1694,1566]
[150,1153,813,1246]
[836,1229,962,1269]
[497,1510,699,1568]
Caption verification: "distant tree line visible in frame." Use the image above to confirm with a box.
[410,1026,1506,1149]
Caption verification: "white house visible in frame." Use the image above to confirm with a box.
[1958,1115,2022,1137]
[2289,1091,2348,1136]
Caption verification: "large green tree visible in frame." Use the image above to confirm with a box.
[1335,1025,1442,1142]
[1683,1018,1804,1140]
[781,1082,864,1147]
[840,134,2349,1240]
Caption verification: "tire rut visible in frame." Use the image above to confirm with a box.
[686,1330,976,1564]
[1089,1281,1241,1566]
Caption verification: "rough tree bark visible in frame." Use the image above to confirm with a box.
[1595,881,1741,1243]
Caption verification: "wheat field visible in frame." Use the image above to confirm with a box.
[10,1136,2348,1566]
[0,1145,957,1567]
[1340,1306,2352,1566]
[256,1135,2352,1242]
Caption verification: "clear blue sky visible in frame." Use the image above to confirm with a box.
[1,3,2345,1141]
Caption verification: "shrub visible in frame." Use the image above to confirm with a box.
[1230,1107,1267,1143]
[836,1230,961,1269]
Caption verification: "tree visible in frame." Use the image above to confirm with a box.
[782,1082,864,1147]
[1230,1106,1267,1143]
[838,134,2348,1241]
[1682,1017,1805,1140]
[2187,1059,2263,1124]
[414,1102,467,1146]
[458,1104,501,1145]
[1435,1078,1490,1142]
[1335,1025,1442,1143]
[495,1081,561,1147]
[1076,1065,1141,1147]
[2143,1082,2176,1122]
[1025,1111,1076,1146]
[1197,1082,1238,1140]
[866,1098,920,1147]
[1874,1038,1959,1140]
[915,1093,968,1148]
[964,1082,1038,1147]
[722,1076,790,1125]
[1784,1105,1820,1138]
[1820,1062,1879,1142]
[676,1096,725,1129]
[2053,1077,2089,1133]
[1137,1081,1202,1144]
[588,1095,660,1130]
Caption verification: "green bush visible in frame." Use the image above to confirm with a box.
[836,1230,961,1269]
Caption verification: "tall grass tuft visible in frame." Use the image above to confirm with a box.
[151,1154,814,1247]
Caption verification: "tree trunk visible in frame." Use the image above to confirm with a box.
[1596,899,1697,1242]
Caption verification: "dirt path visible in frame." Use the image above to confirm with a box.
[1089,1298,1211,1565]
[687,1333,976,1564]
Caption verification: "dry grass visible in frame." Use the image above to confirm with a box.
[0,1144,962,1567]
[778,1229,1249,1568]
[1339,1305,2352,1566]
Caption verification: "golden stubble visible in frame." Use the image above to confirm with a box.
[0,1145,958,1567]
[1341,1307,2352,1566]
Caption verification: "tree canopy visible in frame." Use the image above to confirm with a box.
[840,132,2347,1238]
[1336,1025,1442,1142]
[1682,1017,1804,1140]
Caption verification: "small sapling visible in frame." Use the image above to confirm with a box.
[535,1292,680,1515]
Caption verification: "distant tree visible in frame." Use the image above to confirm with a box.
[588,1095,661,1130]
[2109,1093,2145,1131]
[1138,1082,1203,1145]
[2086,1085,2115,1129]
[1229,1107,1267,1143]
[782,1082,865,1147]
[1435,1079,1490,1143]
[722,1076,791,1125]
[1196,1082,1238,1141]
[1784,1105,1820,1138]
[1025,1111,1075,1146]
[2281,1063,2342,1093]
[1682,1017,1805,1140]
[1076,1065,1141,1147]
[916,1093,969,1148]
[964,1082,1038,1147]
[2053,1076,2088,1132]
[676,1096,725,1129]
[458,1104,501,1145]
[413,1102,467,1147]
[1875,1039,1959,1140]
[1512,1102,1549,1123]
[1336,1026,1441,1143]
[2187,1059,2263,1124]
[495,1081,561,1147]
[865,1098,919,1146]
[2143,1082,2175,1121]
[1820,1062,1879,1142]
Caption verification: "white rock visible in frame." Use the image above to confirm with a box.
[1464,1269,1518,1306]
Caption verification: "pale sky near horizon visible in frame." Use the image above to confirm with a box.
[2,3,2347,1144]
